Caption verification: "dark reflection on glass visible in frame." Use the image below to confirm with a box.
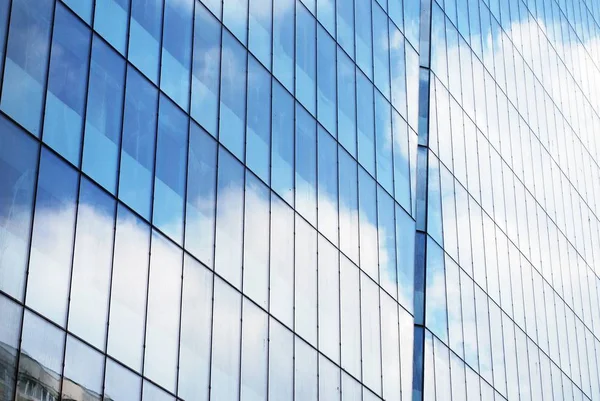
[129,0,163,84]
[0,117,38,301]
[43,3,91,166]
[94,0,130,55]
[0,294,22,401]
[26,149,79,327]
[82,37,126,194]
[0,0,9,82]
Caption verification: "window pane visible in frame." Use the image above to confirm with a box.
[68,178,115,350]
[318,235,340,362]
[104,358,142,401]
[219,31,247,160]
[339,147,359,264]
[392,112,410,210]
[178,255,212,401]
[425,237,448,342]
[211,278,242,400]
[94,0,130,55]
[0,0,9,84]
[319,356,341,401]
[340,256,361,377]
[63,0,93,23]
[316,0,334,35]
[381,293,401,401]
[215,148,244,289]
[120,67,158,220]
[317,26,336,137]
[318,127,338,244]
[342,373,362,401]
[154,95,188,245]
[240,300,268,401]
[271,80,295,204]
[161,0,193,110]
[375,93,393,192]
[144,231,182,392]
[82,37,126,194]
[357,72,375,175]
[26,149,78,326]
[107,205,150,372]
[378,187,397,297]
[294,338,318,401]
[269,318,294,401]
[295,216,318,345]
[361,273,382,395]
[243,173,270,309]
[355,0,372,78]
[129,0,163,84]
[358,168,378,281]
[396,205,414,311]
[273,0,294,91]
[336,0,354,57]
[249,0,272,68]
[372,4,390,98]
[295,104,317,225]
[390,25,406,115]
[142,381,175,401]
[223,0,248,44]
[185,123,217,266]
[337,50,356,156]
[43,3,91,165]
[191,4,221,136]
[0,294,22,400]
[246,56,271,183]
[1,0,54,136]
[63,336,104,400]
[296,4,316,115]
[270,195,295,327]
[0,117,38,300]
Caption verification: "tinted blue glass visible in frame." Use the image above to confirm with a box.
[215,148,245,290]
[154,95,188,245]
[296,4,317,115]
[161,0,193,110]
[339,147,359,264]
[219,31,247,161]
[389,24,407,118]
[377,187,397,297]
[317,25,336,138]
[191,4,221,136]
[375,92,393,193]
[336,0,354,58]
[43,4,91,166]
[200,0,221,19]
[425,237,448,342]
[246,56,271,184]
[1,0,53,136]
[223,0,248,44]
[372,4,390,99]
[62,0,93,23]
[26,149,79,326]
[337,49,356,156]
[295,104,317,225]
[0,116,39,300]
[0,0,9,82]
[271,79,295,204]
[357,71,375,175]
[358,167,378,280]
[273,0,295,91]
[129,0,163,84]
[403,0,419,48]
[82,37,126,194]
[355,0,372,78]
[186,123,217,268]
[388,0,403,30]
[249,0,272,69]
[317,0,334,35]
[95,0,130,55]
[396,204,414,311]
[120,67,158,220]
[317,127,338,245]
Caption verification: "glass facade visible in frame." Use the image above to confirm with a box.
[0,0,598,400]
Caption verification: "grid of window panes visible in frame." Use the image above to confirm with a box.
[0,0,420,400]
[422,0,600,399]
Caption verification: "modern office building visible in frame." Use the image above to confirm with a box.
[0,0,599,400]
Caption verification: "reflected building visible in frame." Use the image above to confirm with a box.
[0,0,598,400]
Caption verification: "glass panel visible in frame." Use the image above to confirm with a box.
[357,72,375,175]
[219,31,247,160]
[178,255,212,401]
[104,358,142,401]
[381,293,401,401]
[271,80,295,204]
[361,273,382,395]
[296,3,316,115]
[68,178,115,350]
[211,278,242,400]
[62,336,104,400]
[392,111,410,210]
[425,237,448,342]
[240,300,268,401]
[246,56,271,183]
[342,373,362,401]
[337,49,357,156]
[161,0,193,110]
[0,0,9,86]
[375,93,393,193]
[358,168,378,281]
[129,0,163,84]
[43,3,91,166]
[0,294,22,400]
[340,256,361,377]
[295,104,317,225]
[317,25,336,137]
[319,356,341,400]
[273,0,294,91]
[243,173,270,308]
[119,66,158,220]
[191,4,221,136]
[354,0,372,78]
[1,0,53,136]
[396,204,414,311]
[62,0,93,23]
[107,205,150,372]
[295,216,318,345]
[215,147,244,290]
[223,0,248,43]
[318,127,338,244]
[185,123,217,267]
[154,95,188,245]
[269,318,293,401]
[249,0,272,69]
[142,381,175,401]
[318,235,340,363]
[336,0,354,57]
[0,117,38,300]
[82,37,126,194]
[372,4,390,98]
[339,147,359,264]
[26,149,78,326]
[94,0,130,54]
[144,231,182,392]
[295,338,318,401]
[270,195,294,327]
